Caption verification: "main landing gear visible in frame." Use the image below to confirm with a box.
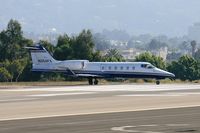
[88,78,99,85]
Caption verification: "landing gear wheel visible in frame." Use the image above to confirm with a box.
[94,79,98,85]
[88,78,93,85]
[156,80,160,85]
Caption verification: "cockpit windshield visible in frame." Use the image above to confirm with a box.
[147,65,155,69]
[141,64,155,69]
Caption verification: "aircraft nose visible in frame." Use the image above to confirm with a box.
[163,71,175,78]
[155,68,175,78]
[169,72,175,78]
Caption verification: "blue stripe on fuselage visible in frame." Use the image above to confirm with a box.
[31,69,170,79]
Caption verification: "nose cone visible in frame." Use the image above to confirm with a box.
[168,72,175,78]
[163,71,175,78]
[155,68,175,78]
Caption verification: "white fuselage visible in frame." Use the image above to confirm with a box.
[32,60,174,79]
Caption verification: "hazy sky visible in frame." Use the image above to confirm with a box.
[0,0,200,37]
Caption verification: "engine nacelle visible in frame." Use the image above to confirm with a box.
[56,60,89,70]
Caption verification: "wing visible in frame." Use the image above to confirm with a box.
[67,69,108,78]
[76,74,104,78]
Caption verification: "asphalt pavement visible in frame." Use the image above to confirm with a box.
[0,106,199,133]
[0,84,200,132]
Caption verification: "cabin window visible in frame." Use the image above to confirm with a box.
[108,66,112,70]
[132,66,135,70]
[114,66,117,70]
[102,66,105,70]
[120,66,123,70]
[126,66,129,70]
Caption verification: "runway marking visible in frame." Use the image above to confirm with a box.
[168,92,200,95]
[117,94,185,97]
[111,125,163,133]
[29,92,96,97]
[118,92,200,97]
[138,125,158,127]
[111,124,190,133]
[0,98,39,102]
[165,124,190,127]
[1,84,200,92]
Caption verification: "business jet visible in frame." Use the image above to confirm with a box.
[25,44,175,85]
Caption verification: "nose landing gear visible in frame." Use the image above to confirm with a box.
[156,80,160,85]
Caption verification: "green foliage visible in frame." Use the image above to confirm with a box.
[104,49,124,62]
[0,19,32,62]
[135,52,166,69]
[5,19,23,44]
[39,73,65,81]
[54,34,73,60]
[167,55,200,81]
[39,40,55,54]
[71,30,94,60]
[0,59,27,82]
[0,67,12,82]
[194,49,200,60]
[19,60,42,81]
[0,19,33,82]
[91,51,103,62]
[54,29,102,62]
[57,34,70,47]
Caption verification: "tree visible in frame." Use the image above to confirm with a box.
[54,34,73,60]
[0,19,32,61]
[93,33,111,51]
[135,52,166,69]
[57,34,70,47]
[1,59,27,82]
[6,19,23,43]
[71,30,95,60]
[0,67,12,82]
[104,49,124,62]
[167,55,200,81]
[191,40,197,57]
[146,39,167,51]
[178,41,190,51]
[39,40,55,54]
[0,19,34,82]
[13,59,27,82]
[91,51,103,61]
[194,49,200,60]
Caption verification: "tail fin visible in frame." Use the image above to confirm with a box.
[25,44,57,65]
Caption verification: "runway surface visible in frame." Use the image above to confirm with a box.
[0,106,200,133]
[0,84,200,132]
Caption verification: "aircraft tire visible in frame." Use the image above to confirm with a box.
[94,79,98,85]
[156,80,160,85]
[88,78,93,85]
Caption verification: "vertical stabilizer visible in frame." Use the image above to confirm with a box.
[25,44,57,65]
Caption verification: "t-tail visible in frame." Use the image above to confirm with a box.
[25,44,58,71]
